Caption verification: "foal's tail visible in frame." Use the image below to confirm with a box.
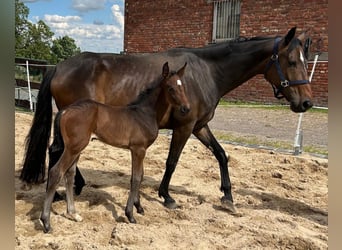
[20,67,56,184]
[50,110,64,154]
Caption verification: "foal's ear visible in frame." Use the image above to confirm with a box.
[284,26,297,46]
[176,62,187,78]
[162,62,169,78]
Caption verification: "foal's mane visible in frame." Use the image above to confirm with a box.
[128,73,170,107]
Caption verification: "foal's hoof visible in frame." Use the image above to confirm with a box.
[39,217,51,233]
[127,216,137,224]
[137,206,145,215]
[65,212,83,222]
[220,197,237,214]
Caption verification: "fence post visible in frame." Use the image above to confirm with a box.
[26,60,33,112]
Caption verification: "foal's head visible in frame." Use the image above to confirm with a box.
[161,62,191,115]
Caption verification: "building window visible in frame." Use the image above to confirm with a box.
[212,0,241,42]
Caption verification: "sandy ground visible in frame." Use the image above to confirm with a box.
[15,111,328,250]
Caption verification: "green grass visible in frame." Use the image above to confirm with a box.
[218,99,328,114]
[212,130,328,157]
[15,106,33,113]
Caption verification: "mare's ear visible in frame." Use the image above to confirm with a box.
[297,28,310,43]
[284,27,297,46]
[162,62,169,78]
[303,36,312,59]
[176,62,187,78]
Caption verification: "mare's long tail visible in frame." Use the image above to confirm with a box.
[20,67,56,184]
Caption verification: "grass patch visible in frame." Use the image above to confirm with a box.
[218,99,328,114]
[212,130,328,157]
[15,106,34,114]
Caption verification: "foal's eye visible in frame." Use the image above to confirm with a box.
[288,61,296,67]
[168,87,175,93]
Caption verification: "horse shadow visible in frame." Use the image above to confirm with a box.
[15,166,201,227]
[234,188,328,226]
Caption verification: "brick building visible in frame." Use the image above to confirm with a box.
[124,0,328,107]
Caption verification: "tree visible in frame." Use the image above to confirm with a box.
[25,20,55,62]
[51,36,81,64]
[15,0,30,57]
[15,0,82,64]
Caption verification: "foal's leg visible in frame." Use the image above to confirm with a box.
[40,151,79,233]
[64,159,83,222]
[48,145,86,200]
[125,146,146,223]
[49,144,85,201]
[193,125,236,213]
[40,160,64,233]
[158,125,193,208]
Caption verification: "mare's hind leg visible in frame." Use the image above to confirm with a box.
[125,147,146,223]
[74,166,86,195]
[48,146,64,201]
[64,160,83,222]
[193,125,236,213]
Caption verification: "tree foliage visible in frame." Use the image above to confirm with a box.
[51,36,81,63]
[15,0,81,64]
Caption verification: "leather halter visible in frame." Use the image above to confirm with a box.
[264,37,310,99]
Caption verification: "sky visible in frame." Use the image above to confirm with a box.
[21,0,125,53]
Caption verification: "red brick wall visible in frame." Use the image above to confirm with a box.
[240,0,328,51]
[124,0,213,52]
[124,0,328,107]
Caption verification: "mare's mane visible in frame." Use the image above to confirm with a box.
[168,36,276,60]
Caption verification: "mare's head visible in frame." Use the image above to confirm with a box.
[264,27,313,113]
[161,62,190,115]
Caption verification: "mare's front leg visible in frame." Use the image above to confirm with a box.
[125,146,146,223]
[64,160,83,222]
[193,124,236,213]
[158,125,193,209]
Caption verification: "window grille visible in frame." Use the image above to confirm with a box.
[211,0,241,42]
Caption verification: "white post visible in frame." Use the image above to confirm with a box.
[293,54,319,155]
[26,60,33,112]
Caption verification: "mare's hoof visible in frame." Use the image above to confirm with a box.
[164,200,178,209]
[220,196,237,214]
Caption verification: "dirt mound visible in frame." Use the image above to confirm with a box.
[15,111,328,249]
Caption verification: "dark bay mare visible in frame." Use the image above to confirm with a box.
[21,27,313,214]
[40,62,190,232]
